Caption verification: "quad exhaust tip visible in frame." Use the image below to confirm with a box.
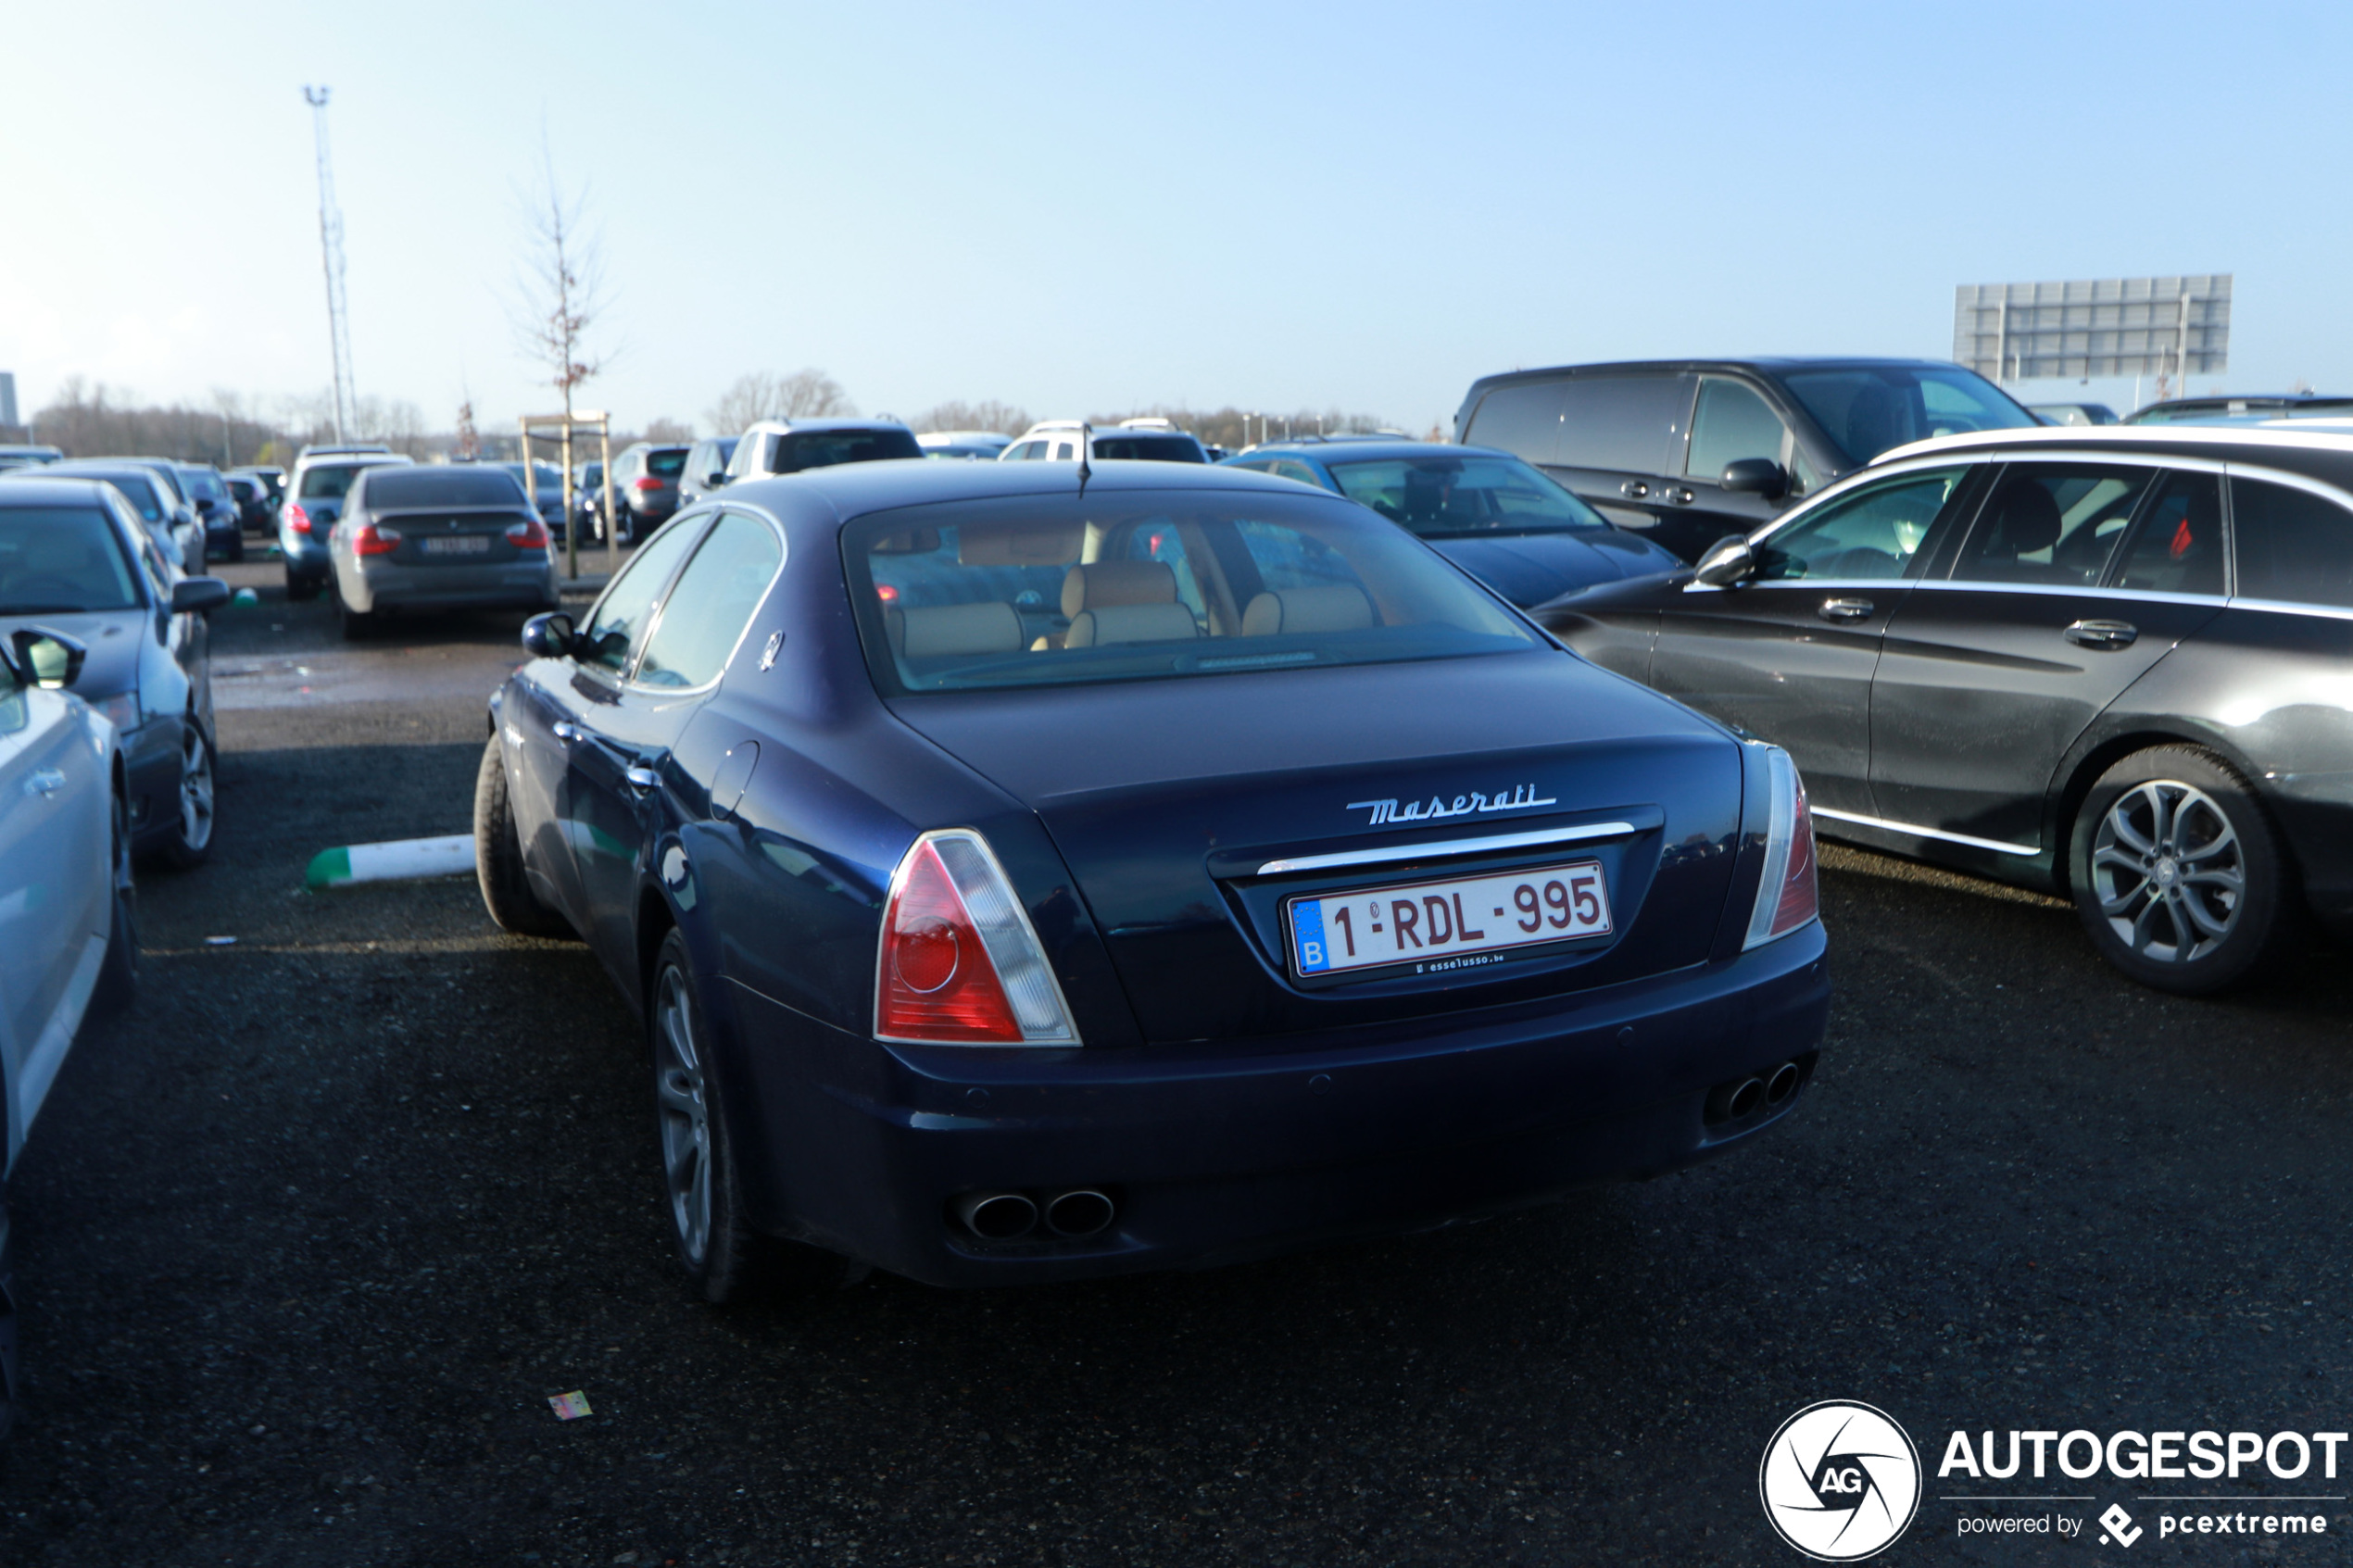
[1705,1057,1809,1127]
[950,1187,1118,1243]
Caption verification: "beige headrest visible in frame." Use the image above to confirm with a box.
[1061,559,1177,618]
[1065,602,1200,647]
[899,602,1024,659]
[1242,585,1375,636]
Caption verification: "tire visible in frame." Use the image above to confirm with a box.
[649,928,761,1303]
[2070,745,2288,995]
[336,588,376,641]
[222,535,245,564]
[154,722,216,871]
[0,1193,18,1447]
[95,788,139,1010]
[284,574,321,603]
[472,734,574,939]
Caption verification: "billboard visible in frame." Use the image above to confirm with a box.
[1953,275,2230,383]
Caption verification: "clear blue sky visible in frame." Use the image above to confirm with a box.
[6,2,2347,435]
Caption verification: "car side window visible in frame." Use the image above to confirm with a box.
[2231,476,2353,609]
[1269,459,1325,488]
[1755,468,1966,583]
[577,517,708,673]
[2109,471,2223,596]
[1553,375,1684,474]
[1948,464,2154,586]
[1463,381,1567,466]
[1685,378,1790,481]
[634,512,786,689]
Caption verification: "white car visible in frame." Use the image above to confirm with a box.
[999,418,1210,463]
[0,621,135,1440]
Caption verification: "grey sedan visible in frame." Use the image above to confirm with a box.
[0,477,227,866]
[330,465,560,639]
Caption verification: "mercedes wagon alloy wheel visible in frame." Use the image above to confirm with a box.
[2071,746,2285,996]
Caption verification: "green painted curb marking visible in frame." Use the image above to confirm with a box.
[304,846,352,889]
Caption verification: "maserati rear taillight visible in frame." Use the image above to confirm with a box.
[875,830,1079,1045]
[1743,744,1819,948]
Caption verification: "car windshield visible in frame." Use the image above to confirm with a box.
[298,463,381,500]
[848,489,1539,696]
[0,505,141,613]
[182,470,227,502]
[59,473,164,521]
[1325,455,1609,536]
[1090,435,1203,463]
[1780,366,2035,464]
[647,448,688,478]
[363,469,527,508]
[775,429,924,472]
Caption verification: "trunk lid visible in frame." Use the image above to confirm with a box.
[887,650,1745,1044]
[372,507,534,566]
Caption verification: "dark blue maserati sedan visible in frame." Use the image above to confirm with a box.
[472,459,1828,1295]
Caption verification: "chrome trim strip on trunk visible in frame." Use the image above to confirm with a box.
[1255,821,1639,877]
[1811,807,2037,857]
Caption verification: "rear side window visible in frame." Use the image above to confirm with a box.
[2232,477,2353,608]
[1553,375,1684,473]
[2110,471,2223,596]
[1949,464,2155,586]
[635,513,784,688]
[1463,382,1566,465]
[0,506,142,613]
[360,469,526,508]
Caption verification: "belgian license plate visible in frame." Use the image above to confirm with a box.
[1286,859,1611,980]
[422,534,492,555]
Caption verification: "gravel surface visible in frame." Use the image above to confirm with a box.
[4,563,2350,1565]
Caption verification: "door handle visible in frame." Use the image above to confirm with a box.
[1817,597,1875,623]
[551,721,585,743]
[1619,480,1650,499]
[25,769,66,797]
[2063,619,2139,649]
[624,765,662,793]
[1665,486,1695,505]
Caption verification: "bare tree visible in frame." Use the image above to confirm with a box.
[914,399,1031,435]
[705,369,853,433]
[643,416,695,442]
[510,141,610,422]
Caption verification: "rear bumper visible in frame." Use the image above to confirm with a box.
[722,920,1830,1286]
[346,559,559,612]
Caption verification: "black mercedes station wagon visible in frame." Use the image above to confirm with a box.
[1541,424,2353,995]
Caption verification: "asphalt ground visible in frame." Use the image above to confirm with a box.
[4,556,2351,1566]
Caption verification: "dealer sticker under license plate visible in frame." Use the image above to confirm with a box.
[1287,859,1611,979]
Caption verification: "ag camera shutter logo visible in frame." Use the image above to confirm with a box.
[1760,1400,1922,1560]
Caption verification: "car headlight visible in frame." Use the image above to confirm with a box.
[94,693,140,734]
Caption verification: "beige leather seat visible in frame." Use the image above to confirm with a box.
[1062,560,1199,647]
[1241,584,1374,635]
[887,601,1025,659]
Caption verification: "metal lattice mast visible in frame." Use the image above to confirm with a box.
[304,86,356,441]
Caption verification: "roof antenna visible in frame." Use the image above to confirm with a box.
[1076,420,1093,497]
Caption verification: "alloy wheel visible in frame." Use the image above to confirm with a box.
[2088,779,2244,963]
[179,728,215,852]
[653,966,712,1267]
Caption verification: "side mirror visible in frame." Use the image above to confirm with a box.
[705,470,727,488]
[522,611,575,659]
[171,576,233,614]
[1718,458,1789,500]
[11,627,88,689]
[1693,535,1757,588]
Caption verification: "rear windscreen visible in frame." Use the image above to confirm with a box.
[361,469,526,508]
[775,429,923,472]
[299,464,376,500]
[647,449,688,478]
[846,488,1537,696]
[1091,436,1204,463]
[0,506,140,613]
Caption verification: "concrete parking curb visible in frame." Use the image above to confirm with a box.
[304,834,476,889]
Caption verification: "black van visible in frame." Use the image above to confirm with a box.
[1453,358,2036,561]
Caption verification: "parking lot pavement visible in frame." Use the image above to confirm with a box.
[2,569,2350,1566]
